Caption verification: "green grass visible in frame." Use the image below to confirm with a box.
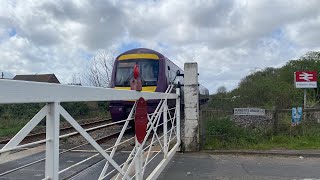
[0,118,33,137]
[250,135,320,150]
[0,102,111,138]
[204,116,320,150]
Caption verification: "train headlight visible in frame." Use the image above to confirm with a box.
[119,107,123,112]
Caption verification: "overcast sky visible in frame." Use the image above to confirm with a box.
[1,0,320,93]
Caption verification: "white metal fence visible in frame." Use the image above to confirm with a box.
[0,80,180,180]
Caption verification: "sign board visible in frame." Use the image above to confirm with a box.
[291,107,302,126]
[134,97,147,144]
[294,71,317,88]
[234,108,265,116]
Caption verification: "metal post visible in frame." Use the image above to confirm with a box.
[304,89,307,108]
[163,99,168,158]
[304,89,307,122]
[45,102,60,180]
[176,87,181,146]
[134,139,143,180]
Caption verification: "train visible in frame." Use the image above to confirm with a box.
[109,48,209,122]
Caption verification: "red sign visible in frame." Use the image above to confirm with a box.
[133,64,139,79]
[295,71,317,82]
[134,97,148,144]
[295,71,317,88]
[130,64,142,91]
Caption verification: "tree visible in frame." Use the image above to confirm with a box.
[217,86,227,94]
[84,50,115,87]
[208,51,320,110]
[69,73,82,86]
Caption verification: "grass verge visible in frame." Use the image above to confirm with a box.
[204,116,320,150]
[0,102,111,139]
[0,118,32,138]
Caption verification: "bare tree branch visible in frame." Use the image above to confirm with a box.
[83,50,115,87]
[69,73,82,85]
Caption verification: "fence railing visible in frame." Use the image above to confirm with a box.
[0,79,180,180]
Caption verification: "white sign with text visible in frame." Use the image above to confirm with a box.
[234,108,265,116]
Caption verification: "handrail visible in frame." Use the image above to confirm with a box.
[0,79,178,104]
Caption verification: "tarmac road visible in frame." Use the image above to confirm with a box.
[2,148,320,180]
[158,152,320,180]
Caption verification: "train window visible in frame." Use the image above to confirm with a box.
[115,62,135,86]
[115,60,159,86]
[140,61,159,85]
[141,61,159,83]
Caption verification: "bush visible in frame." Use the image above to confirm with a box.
[61,102,90,118]
[0,103,44,120]
[97,101,110,111]
[204,115,320,150]
[0,101,110,138]
[205,117,263,149]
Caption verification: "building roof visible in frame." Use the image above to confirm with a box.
[13,74,60,84]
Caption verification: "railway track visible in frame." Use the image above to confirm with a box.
[0,126,134,177]
[0,118,113,144]
[0,116,170,179]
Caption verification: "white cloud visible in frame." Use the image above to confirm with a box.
[1,0,320,92]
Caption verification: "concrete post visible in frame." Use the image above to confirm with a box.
[183,63,199,151]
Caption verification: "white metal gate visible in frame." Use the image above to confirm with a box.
[0,80,180,180]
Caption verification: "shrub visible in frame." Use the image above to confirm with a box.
[61,102,90,118]
[205,116,265,149]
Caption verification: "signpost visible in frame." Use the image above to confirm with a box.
[294,71,318,117]
[294,71,317,88]
[294,71,318,123]
[234,108,265,116]
[134,97,147,180]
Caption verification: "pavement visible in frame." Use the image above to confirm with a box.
[2,146,320,179]
[0,144,162,180]
[158,152,320,180]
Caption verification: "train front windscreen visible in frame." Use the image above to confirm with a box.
[115,59,159,87]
